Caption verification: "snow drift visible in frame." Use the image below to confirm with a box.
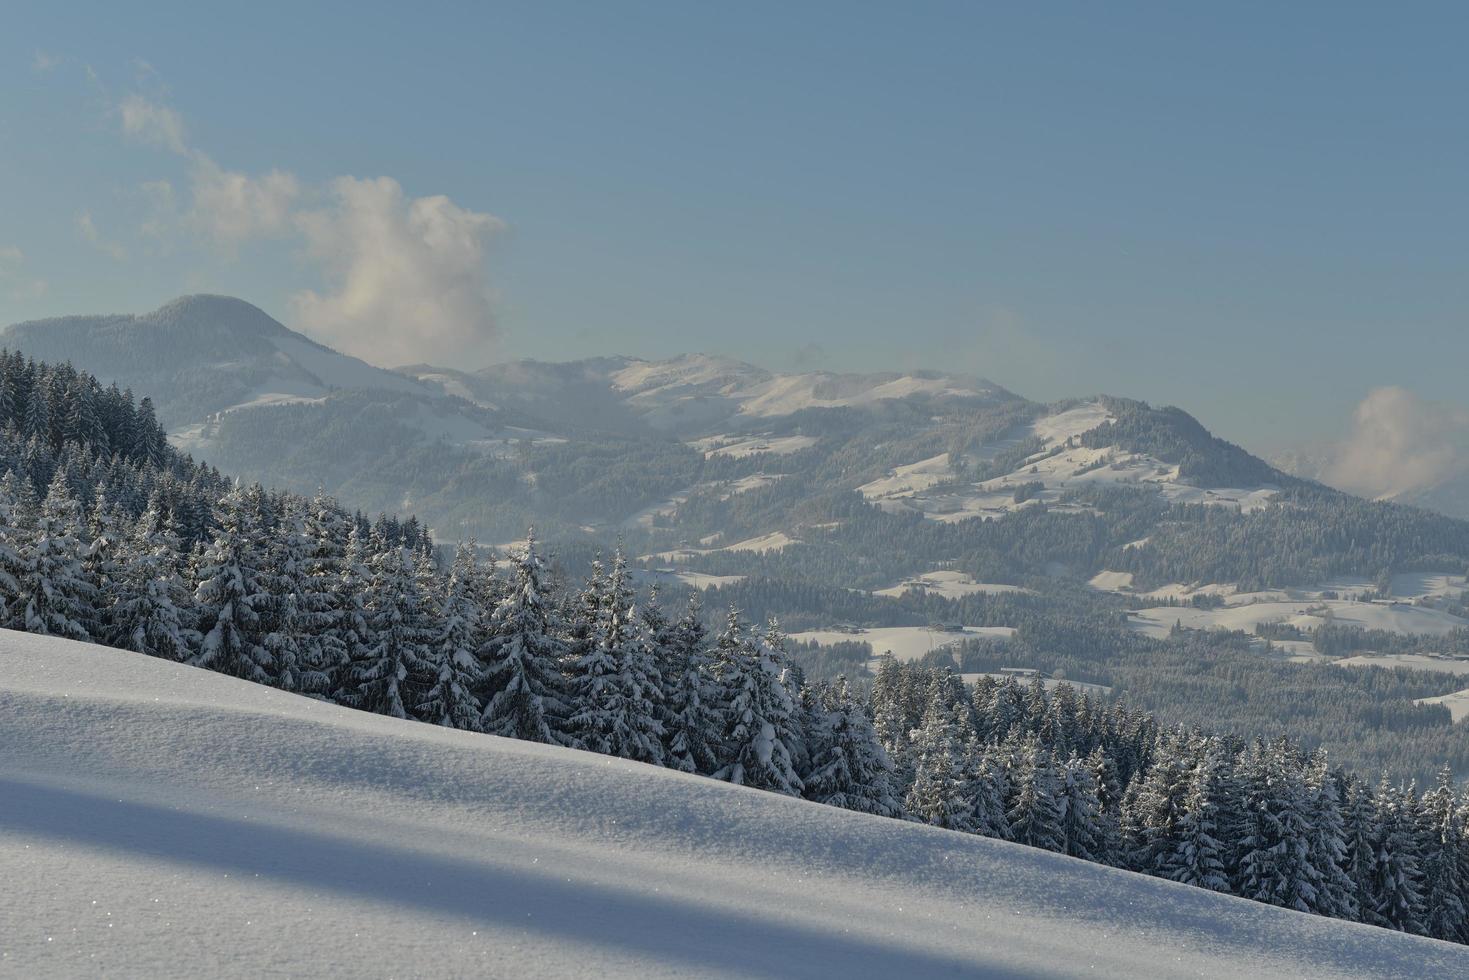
[2,630,1465,978]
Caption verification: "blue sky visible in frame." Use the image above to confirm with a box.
[3,1,1467,452]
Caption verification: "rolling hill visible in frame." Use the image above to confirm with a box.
[3,630,1467,978]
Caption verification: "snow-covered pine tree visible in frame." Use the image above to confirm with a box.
[905,690,974,830]
[1304,751,1358,922]
[804,676,903,818]
[12,469,95,639]
[711,608,803,796]
[1419,766,1467,943]
[1056,754,1104,862]
[418,542,484,731]
[261,503,312,692]
[191,485,273,683]
[568,549,665,764]
[478,531,573,745]
[1161,746,1230,892]
[1372,776,1428,934]
[299,492,352,693]
[1236,740,1323,915]
[109,504,193,661]
[659,592,723,774]
[1086,744,1124,865]
[1123,731,1193,875]
[343,541,436,720]
[0,471,24,624]
[1007,737,1064,852]
[960,736,1011,839]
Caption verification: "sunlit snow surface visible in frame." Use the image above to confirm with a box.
[3,630,1467,978]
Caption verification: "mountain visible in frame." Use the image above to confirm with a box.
[405,353,1015,438]
[5,630,1466,979]
[1,295,426,432]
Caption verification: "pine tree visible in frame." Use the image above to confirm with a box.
[418,543,484,730]
[343,542,436,720]
[1419,766,1467,943]
[1007,738,1064,852]
[804,676,903,818]
[191,486,273,683]
[0,471,25,624]
[1057,754,1104,862]
[659,592,722,774]
[1163,748,1230,892]
[110,505,193,660]
[1304,752,1358,921]
[711,608,803,795]
[261,504,312,692]
[13,470,95,639]
[1372,777,1428,934]
[905,692,973,830]
[478,531,572,745]
[568,550,665,764]
[1236,742,1322,915]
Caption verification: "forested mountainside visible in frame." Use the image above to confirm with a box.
[6,354,1469,946]
[8,301,1469,786]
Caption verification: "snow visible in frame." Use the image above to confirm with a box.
[645,531,799,562]
[5,632,1465,978]
[874,570,1033,600]
[1416,687,1469,722]
[696,435,819,459]
[622,476,781,531]
[1031,401,1115,448]
[630,568,746,591]
[857,453,958,499]
[1129,600,1469,640]
[1088,570,1135,592]
[788,625,1016,663]
[860,402,1278,524]
[1333,654,1469,676]
[961,673,1113,698]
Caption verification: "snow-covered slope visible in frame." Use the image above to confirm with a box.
[3,632,1466,978]
[1,295,426,430]
[414,353,1015,438]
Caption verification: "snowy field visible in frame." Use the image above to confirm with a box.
[873,570,1033,600]
[5,633,1467,978]
[630,568,746,591]
[1333,654,1469,676]
[694,434,819,459]
[788,625,1016,662]
[1416,687,1469,722]
[645,531,799,563]
[1127,600,1469,640]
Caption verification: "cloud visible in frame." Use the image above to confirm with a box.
[119,93,187,155]
[76,211,129,261]
[1321,387,1469,501]
[188,158,300,245]
[106,85,505,365]
[0,246,48,299]
[33,50,61,73]
[291,176,504,366]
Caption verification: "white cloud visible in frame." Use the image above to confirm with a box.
[188,158,300,245]
[1322,386,1469,501]
[119,93,187,155]
[104,84,506,365]
[76,211,129,261]
[0,246,48,299]
[291,176,504,366]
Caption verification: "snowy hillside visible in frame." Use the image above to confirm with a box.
[1,295,426,430]
[413,352,1015,438]
[3,632,1466,979]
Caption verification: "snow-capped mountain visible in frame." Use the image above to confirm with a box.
[0,295,427,430]
[5,631,1464,979]
[406,352,1015,438]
